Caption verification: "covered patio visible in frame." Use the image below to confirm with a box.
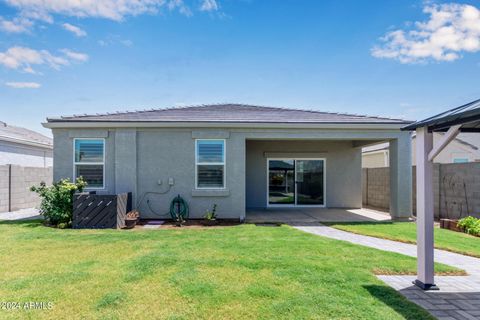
[246,207,391,223]
[245,134,413,222]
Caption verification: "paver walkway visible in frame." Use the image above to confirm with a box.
[294,224,480,320]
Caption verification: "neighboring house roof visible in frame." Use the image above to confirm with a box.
[0,121,52,149]
[402,98,480,132]
[46,104,411,125]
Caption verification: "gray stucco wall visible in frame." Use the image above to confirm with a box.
[51,127,411,220]
[53,128,246,220]
[135,129,245,220]
[246,140,362,209]
[53,129,116,194]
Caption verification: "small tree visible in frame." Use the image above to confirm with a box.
[30,177,87,228]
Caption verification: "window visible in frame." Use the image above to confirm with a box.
[74,139,105,189]
[195,139,225,189]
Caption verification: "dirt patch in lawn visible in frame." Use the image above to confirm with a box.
[135,219,242,230]
[372,268,467,276]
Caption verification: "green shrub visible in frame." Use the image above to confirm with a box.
[30,178,87,227]
[204,204,218,220]
[457,216,480,236]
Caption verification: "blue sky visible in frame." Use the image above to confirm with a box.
[0,0,479,135]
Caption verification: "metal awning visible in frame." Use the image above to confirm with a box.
[402,99,480,132]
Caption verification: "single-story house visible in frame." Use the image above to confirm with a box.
[0,121,53,168]
[362,132,480,168]
[43,104,413,221]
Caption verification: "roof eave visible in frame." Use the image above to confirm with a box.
[42,121,410,130]
[0,135,53,149]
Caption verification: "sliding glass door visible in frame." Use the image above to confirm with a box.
[268,159,325,206]
[268,160,295,205]
[295,160,324,205]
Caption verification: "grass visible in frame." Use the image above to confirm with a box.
[327,221,480,258]
[0,220,463,320]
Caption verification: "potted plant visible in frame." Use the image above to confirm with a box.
[125,210,140,229]
[440,218,461,232]
[203,204,218,226]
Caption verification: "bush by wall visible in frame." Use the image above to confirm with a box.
[30,178,86,228]
[457,216,480,237]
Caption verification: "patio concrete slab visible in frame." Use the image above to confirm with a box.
[0,208,42,221]
[246,207,391,223]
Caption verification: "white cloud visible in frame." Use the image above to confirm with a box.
[0,0,218,34]
[98,35,134,47]
[200,0,218,12]
[62,23,86,37]
[372,3,480,63]
[5,81,41,89]
[60,49,89,62]
[0,46,88,73]
[168,0,192,16]
[0,16,33,33]
[120,39,133,47]
[4,0,206,22]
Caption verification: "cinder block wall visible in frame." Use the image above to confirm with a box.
[363,167,390,209]
[439,163,480,219]
[362,162,480,220]
[0,165,53,212]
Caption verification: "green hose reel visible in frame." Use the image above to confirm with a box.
[169,194,189,221]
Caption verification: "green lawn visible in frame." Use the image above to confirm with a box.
[0,221,462,320]
[327,221,480,258]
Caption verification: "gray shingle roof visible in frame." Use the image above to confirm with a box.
[47,104,410,124]
[0,121,52,147]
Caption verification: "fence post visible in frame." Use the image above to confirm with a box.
[366,168,369,207]
[8,164,11,212]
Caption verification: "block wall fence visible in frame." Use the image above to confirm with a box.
[362,163,480,220]
[0,165,52,212]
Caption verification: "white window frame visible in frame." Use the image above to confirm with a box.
[73,138,106,190]
[195,139,226,190]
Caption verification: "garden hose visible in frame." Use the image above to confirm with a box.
[169,194,189,220]
[136,189,173,217]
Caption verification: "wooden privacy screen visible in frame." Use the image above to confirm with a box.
[72,192,131,229]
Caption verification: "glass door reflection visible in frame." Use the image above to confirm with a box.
[268,160,295,205]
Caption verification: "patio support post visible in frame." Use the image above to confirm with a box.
[414,126,437,290]
[389,133,412,220]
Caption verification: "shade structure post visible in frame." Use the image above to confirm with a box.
[414,126,437,290]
